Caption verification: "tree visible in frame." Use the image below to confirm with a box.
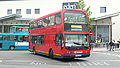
[76,0,85,10]
[76,0,94,30]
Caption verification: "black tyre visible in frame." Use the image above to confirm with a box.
[9,46,15,50]
[49,50,54,59]
[33,50,37,55]
[33,48,37,55]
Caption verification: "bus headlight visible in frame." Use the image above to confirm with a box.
[63,51,71,54]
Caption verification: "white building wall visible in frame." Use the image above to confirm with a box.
[0,0,117,18]
[112,15,120,41]
[0,0,62,18]
[111,0,120,41]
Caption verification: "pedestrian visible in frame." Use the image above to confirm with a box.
[106,42,109,50]
[117,39,120,48]
[109,40,115,51]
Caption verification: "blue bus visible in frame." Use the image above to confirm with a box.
[0,26,29,50]
[10,26,29,33]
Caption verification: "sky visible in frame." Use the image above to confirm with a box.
[0,0,23,1]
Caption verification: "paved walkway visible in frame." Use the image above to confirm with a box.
[91,47,120,52]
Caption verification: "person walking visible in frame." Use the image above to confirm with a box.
[109,40,115,51]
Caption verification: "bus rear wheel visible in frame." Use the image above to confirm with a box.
[9,46,15,50]
[33,47,37,55]
[33,50,37,55]
[49,50,54,59]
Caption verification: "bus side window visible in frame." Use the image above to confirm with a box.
[32,36,37,44]
[40,35,44,45]
[56,33,62,46]
[3,35,9,41]
[30,23,34,29]
[0,35,2,40]
[55,13,61,24]
[38,20,44,28]
[36,35,44,45]
[23,36,28,42]
[48,15,55,26]
[32,35,44,45]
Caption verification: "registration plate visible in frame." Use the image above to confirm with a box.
[75,55,82,57]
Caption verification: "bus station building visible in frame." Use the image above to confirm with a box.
[0,0,120,43]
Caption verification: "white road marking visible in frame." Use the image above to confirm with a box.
[35,62,39,65]
[94,52,120,58]
[81,62,87,66]
[30,62,35,64]
[76,62,81,66]
[108,60,120,61]
[91,62,98,65]
[104,62,110,65]
[96,62,103,65]
[68,63,72,66]
[107,53,111,55]
[29,61,110,66]
[86,62,93,65]
[76,62,110,66]
[114,55,120,57]
[0,60,2,62]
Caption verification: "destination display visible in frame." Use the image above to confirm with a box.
[64,23,88,31]
[64,11,88,31]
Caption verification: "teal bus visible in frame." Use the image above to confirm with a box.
[0,26,29,50]
[10,26,29,33]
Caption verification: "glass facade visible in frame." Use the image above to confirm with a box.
[97,25,109,42]
[0,26,2,33]
[91,25,109,43]
[4,25,11,33]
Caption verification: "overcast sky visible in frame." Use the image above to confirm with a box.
[0,0,23,1]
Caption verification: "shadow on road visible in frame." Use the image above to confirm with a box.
[29,52,87,62]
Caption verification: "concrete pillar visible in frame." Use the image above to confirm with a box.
[95,21,98,41]
[110,25,112,41]
[2,25,4,33]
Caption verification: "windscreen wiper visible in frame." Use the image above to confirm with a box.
[73,42,80,45]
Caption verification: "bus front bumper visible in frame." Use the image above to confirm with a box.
[62,54,90,58]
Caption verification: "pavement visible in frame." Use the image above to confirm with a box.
[91,47,120,52]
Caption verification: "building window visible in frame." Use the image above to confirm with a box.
[7,9,12,14]
[26,9,31,14]
[35,9,40,14]
[100,7,106,13]
[16,9,21,14]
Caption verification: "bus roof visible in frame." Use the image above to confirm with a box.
[10,26,29,28]
[30,9,86,23]
[0,33,28,36]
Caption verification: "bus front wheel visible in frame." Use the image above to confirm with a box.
[49,49,54,59]
[9,46,15,50]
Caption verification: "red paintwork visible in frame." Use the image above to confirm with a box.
[29,9,90,57]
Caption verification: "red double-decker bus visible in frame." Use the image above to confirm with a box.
[29,9,91,59]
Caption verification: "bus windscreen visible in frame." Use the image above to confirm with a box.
[64,11,88,31]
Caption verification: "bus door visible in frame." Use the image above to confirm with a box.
[55,33,63,56]
[17,36,23,42]
[0,35,3,49]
